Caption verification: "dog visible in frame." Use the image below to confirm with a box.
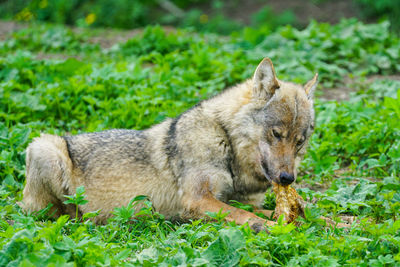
[21,57,318,232]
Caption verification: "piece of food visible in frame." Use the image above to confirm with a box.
[272,182,305,223]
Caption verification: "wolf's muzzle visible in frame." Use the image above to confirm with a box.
[279,172,295,185]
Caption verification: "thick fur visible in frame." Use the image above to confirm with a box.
[21,58,318,231]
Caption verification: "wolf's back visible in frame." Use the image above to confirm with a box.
[62,129,150,174]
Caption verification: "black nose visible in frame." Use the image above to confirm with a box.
[279,172,295,185]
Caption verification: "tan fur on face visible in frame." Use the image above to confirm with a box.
[255,80,315,183]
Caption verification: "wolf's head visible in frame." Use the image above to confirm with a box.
[250,58,318,185]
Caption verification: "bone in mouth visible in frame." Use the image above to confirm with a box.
[272,182,305,223]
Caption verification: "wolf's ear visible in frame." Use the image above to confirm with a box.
[253,57,279,100]
[304,73,318,99]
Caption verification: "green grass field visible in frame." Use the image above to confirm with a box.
[0,19,399,266]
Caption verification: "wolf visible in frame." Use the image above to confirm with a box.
[21,58,318,232]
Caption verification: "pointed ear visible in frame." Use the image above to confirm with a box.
[253,57,279,100]
[304,73,318,99]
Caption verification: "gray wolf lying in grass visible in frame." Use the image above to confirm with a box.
[22,58,321,232]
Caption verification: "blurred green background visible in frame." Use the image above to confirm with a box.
[1,0,400,34]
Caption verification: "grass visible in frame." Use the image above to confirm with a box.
[0,19,399,266]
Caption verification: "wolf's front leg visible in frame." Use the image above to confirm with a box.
[185,195,275,232]
[180,173,276,232]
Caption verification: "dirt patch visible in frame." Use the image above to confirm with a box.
[319,74,400,101]
[34,52,82,61]
[198,0,358,26]
[366,74,400,82]
[0,20,26,40]
[319,76,357,101]
[319,86,356,101]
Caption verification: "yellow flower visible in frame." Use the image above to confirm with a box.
[39,0,48,9]
[85,13,96,25]
[199,14,208,24]
[15,8,33,21]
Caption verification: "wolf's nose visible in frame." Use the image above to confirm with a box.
[279,172,295,185]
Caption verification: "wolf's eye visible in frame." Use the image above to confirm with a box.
[272,129,281,139]
[296,141,303,147]
[296,137,305,147]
